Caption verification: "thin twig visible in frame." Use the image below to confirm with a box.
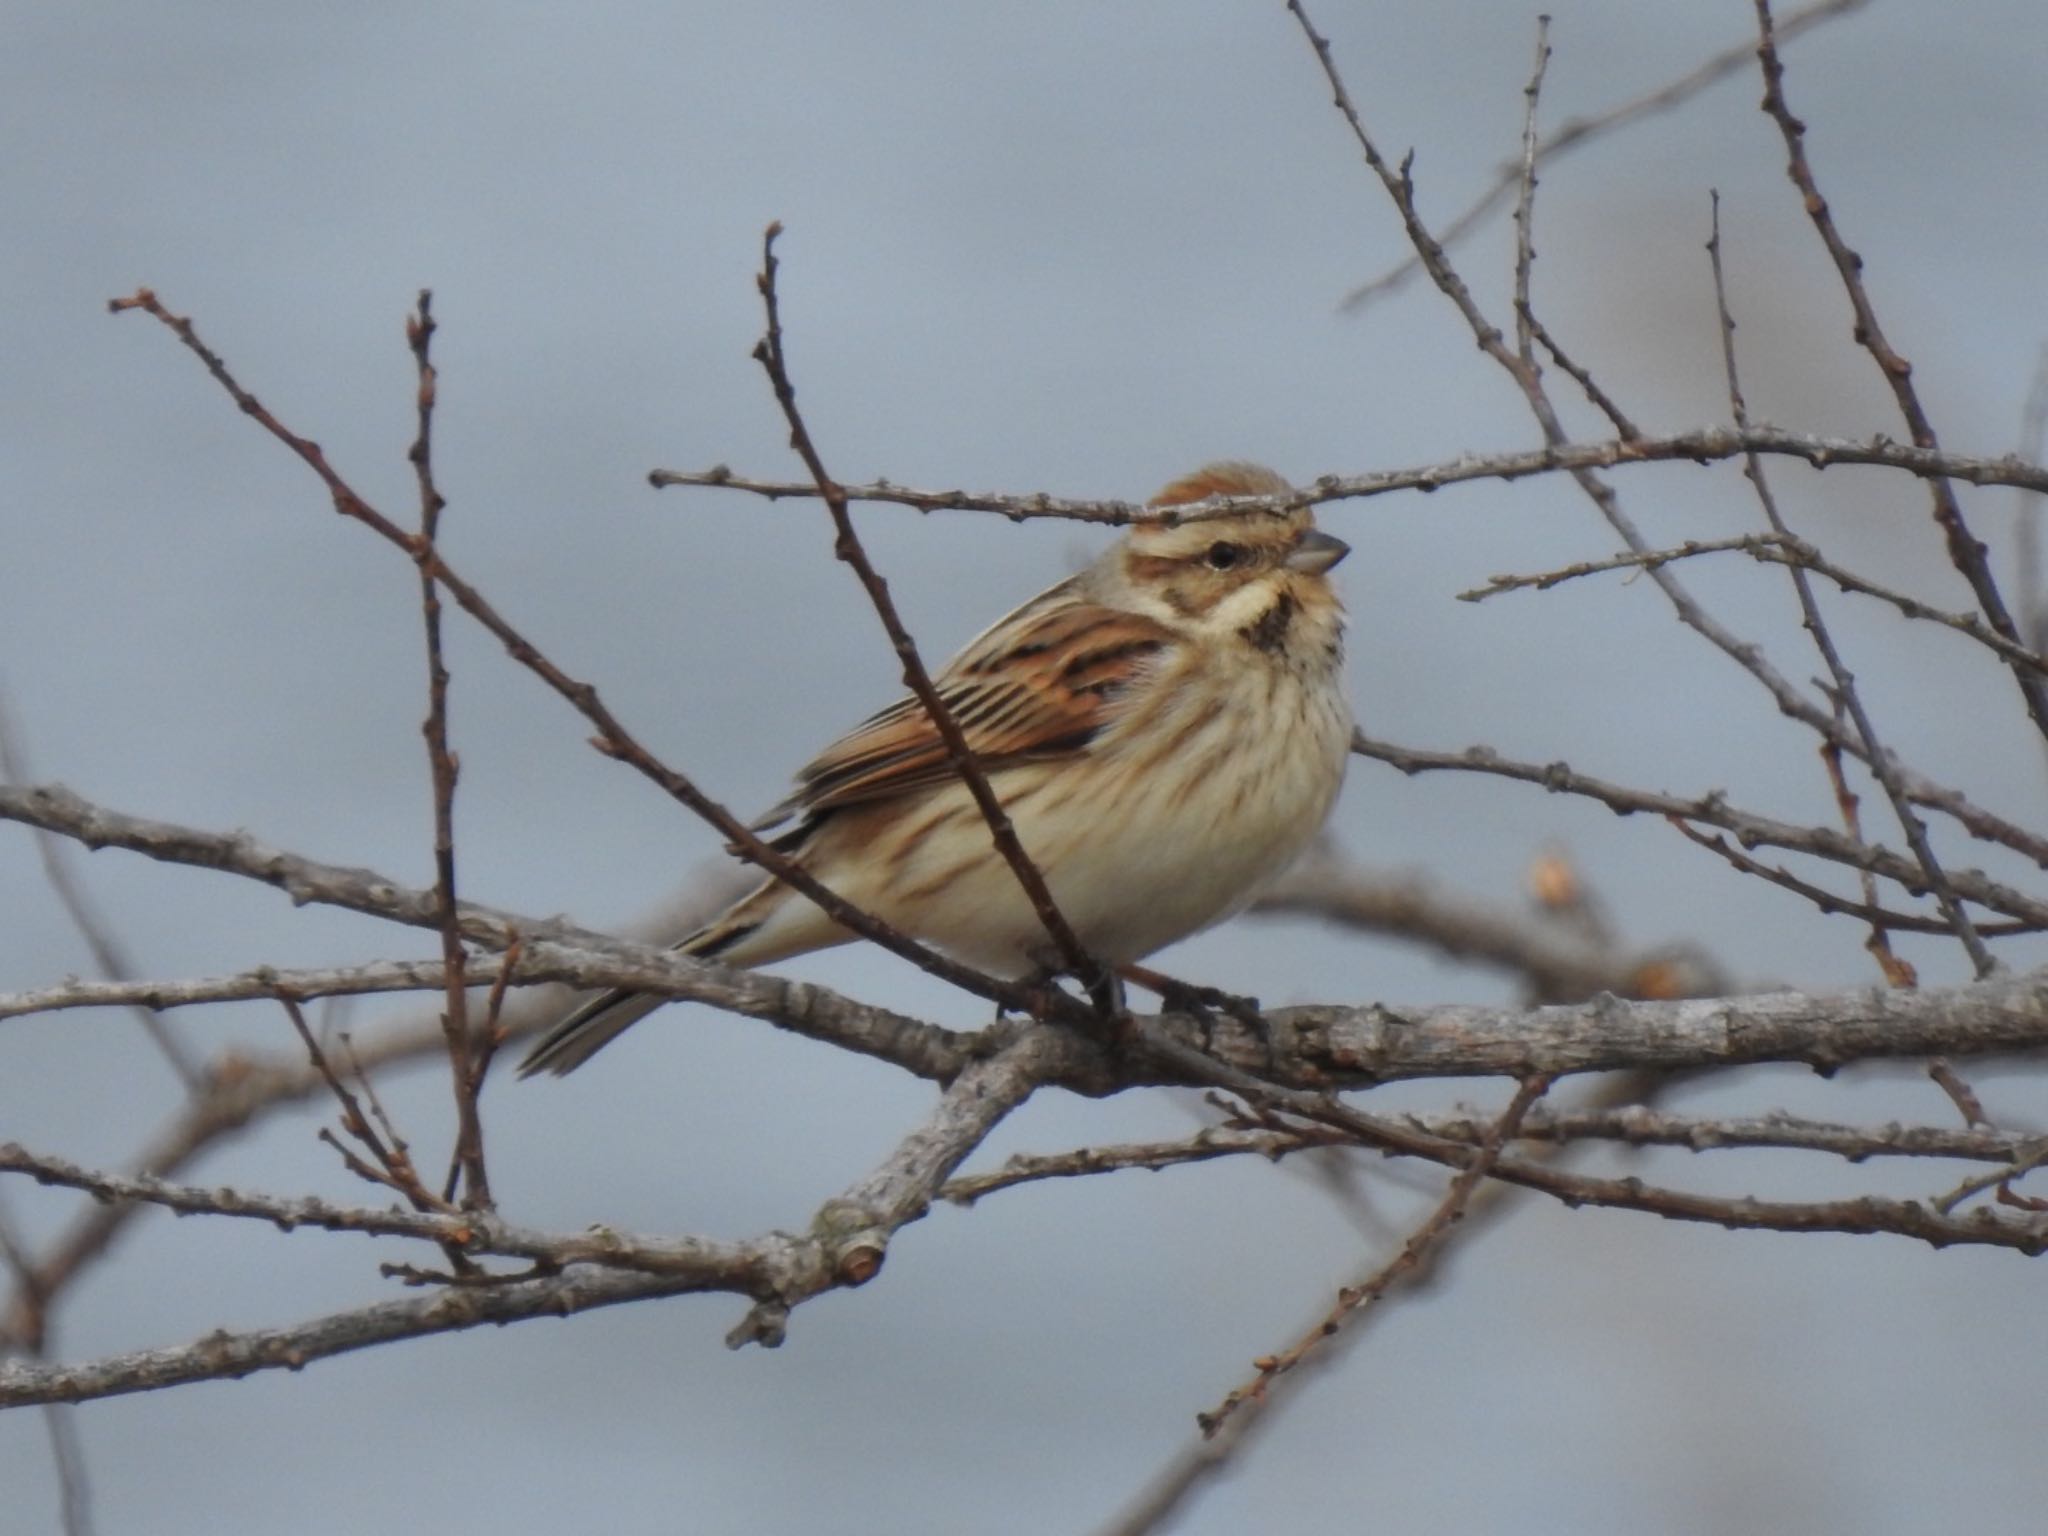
[0,1200,95,1536]
[1462,530,2048,677]
[1352,732,2048,928]
[1932,1137,2048,1215]
[1753,0,2048,750]
[0,693,200,1091]
[0,1028,1064,1408]
[650,430,2048,525]
[1818,731,1919,988]
[1458,534,1788,600]
[943,1107,2046,1206]
[1460,534,2048,680]
[1664,816,2028,937]
[278,996,453,1217]
[105,287,1082,1027]
[403,291,492,1210]
[748,225,1105,1003]
[1196,1076,1550,1438]
[1288,0,1957,838]
[1529,312,1641,441]
[1334,0,1874,314]
[1705,190,1994,975]
[1510,17,1552,367]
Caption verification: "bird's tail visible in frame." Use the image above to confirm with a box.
[515,908,767,1079]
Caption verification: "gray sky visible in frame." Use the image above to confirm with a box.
[5,3,2048,1532]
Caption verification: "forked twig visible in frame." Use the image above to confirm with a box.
[104,287,1081,1027]
[1336,0,1874,313]
[1195,1075,1549,1438]
[1753,0,2048,751]
[1704,191,1993,975]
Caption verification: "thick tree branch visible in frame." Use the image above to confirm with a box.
[9,778,2048,1090]
[0,1029,1057,1408]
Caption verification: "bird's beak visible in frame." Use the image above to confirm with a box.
[1286,529,1350,574]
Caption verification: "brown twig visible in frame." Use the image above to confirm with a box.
[1932,1136,2048,1215]
[1333,0,1874,314]
[473,932,521,1084]
[651,431,2048,524]
[1753,0,2048,751]
[1458,533,1791,601]
[1663,816,2028,938]
[1134,1024,2048,1256]
[1288,0,1934,849]
[748,225,1105,1004]
[278,996,452,1217]
[403,291,492,1210]
[1459,535,2048,679]
[0,1200,95,1536]
[942,1106,2048,1206]
[1924,1060,1991,1131]
[1529,312,1642,441]
[1196,1075,1550,1439]
[104,287,1079,1027]
[1288,0,2048,969]
[0,1027,1062,1408]
[1353,732,2048,929]
[1705,190,1993,975]
[1817,731,1919,987]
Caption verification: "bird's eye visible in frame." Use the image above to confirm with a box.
[1204,541,1243,570]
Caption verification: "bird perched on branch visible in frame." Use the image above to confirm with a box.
[521,462,1352,1077]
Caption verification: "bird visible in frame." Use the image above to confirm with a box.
[520,461,1352,1077]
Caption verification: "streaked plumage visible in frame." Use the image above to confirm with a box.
[521,462,1351,1077]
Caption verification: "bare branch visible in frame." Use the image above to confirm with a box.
[1753,0,2048,749]
[1510,17,1551,367]
[1464,533,2048,678]
[105,289,1076,1028]
[1250,845,1729,1005]
[400,290,491,1209]
[1350,733,2048,928]
[0,695,199,1091]
[1289,0,2037,888]
[1134,1024,2048,1256]
[749,226,1103,1000]
[1334,0,1874,314]
[650,428,2048,525]
[1664,817,2032,939]
[0,786,980,1084]
[0,1028,1059,1408]
[1196,1076,1550,1438]
[1705,191,1994,974]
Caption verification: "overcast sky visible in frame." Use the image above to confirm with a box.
[5,3,2048,1533]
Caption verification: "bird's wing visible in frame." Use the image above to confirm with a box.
[753,599,1174,828]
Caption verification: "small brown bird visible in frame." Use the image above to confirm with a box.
[521,462,1351,1076]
